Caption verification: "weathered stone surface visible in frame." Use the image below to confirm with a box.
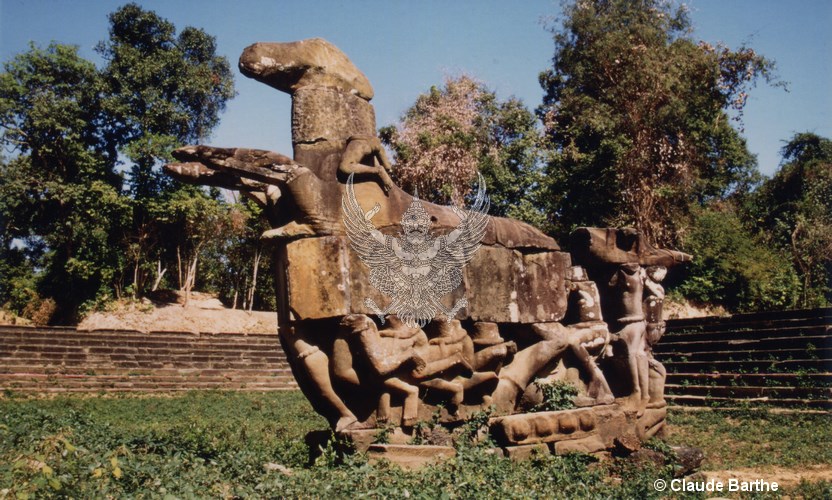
[671,446,705,477]
[517,251,571,323]
[283,235,568,323]
[292,87,376,145]
[554,435,606,455]
[336,429,378,453]
[637,407,667,439]
[504,443,550,460]
[285,237,350,320]
[463,246,518,323]
[571,227,692,267]
[367,444,455,470]
[614,434,642,454]
[490,407,598,446]
[164,34,690,460]
[592,404,631,448]
[239,38,374,100]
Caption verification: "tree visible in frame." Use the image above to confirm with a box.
[380,75,545,226]
[98,3,235,199]
[201,198,276,312]
[538,0,778,246]
[148,187,234,305]
[0,5,235,322]
[97,3,235,298]
[749,133,832,306]
[0,44,130,322]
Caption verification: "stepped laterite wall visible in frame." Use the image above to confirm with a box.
[0,326,297,393]
[658,308,831,409]
[2,308,828,408]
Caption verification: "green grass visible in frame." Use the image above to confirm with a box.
[0,391,829,499]
[665,406,832,469]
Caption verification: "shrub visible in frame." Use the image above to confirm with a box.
[672,205,800,311]
[21,295,57,326]
[532,379,579,412]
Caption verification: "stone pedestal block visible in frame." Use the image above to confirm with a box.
[283,236,570,323]
[367,444,456,470]
[489,403,663,458]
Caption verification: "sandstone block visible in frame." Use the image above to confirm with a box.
[284,236,569,323]
[490,407,598,446]
[554,435,606,455]
[292,86,376,145]
[239,38,374,99]
[367,444,455,470]
[504,443,550,461]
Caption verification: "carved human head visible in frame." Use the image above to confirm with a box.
[646,265,667,283]
[401,196,431,242]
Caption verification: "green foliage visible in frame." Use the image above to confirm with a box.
[747,133,832,307]
[381,76,546,228]
[532,379,579,412]
[458,406,495,447]
[538,0,777,246]
[202,198,276,311]
[0,4,240,322]
[97,2,235,200]
[0,42,131,319]
[673,205,800,311]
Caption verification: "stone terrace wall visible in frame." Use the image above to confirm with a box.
[658,308,831,409]
[0,326,296,394]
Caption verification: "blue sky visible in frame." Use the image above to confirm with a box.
[1,0,829,177]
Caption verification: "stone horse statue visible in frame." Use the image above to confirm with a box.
[165,38,690,455]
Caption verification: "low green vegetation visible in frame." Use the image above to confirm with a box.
[1,391,828,498]
[532,379,579,412]
[665,407,832,470]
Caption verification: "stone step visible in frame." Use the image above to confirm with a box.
[661,325,829,344]
[0,350,287,362]
[1,377,297,389]
[0,365,293,376]
[0,372,296,383]
[0,344,285,359]
[666,394,832,410]
[1,386,297,394]
[664,384,831,399]
[662,358,830,372]
[1,343,285,355]
[0,324,278,339]
[654,334,831,354]
[665,372,832,386]
[1,381,298,391]
[655,347,832,363]
[0,335,285,353]
[0,348,287,363]
[0,358,288,372]
[665,308,831,331]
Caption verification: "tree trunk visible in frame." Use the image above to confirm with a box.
[247,248,262,312]
[176,246,183,291]
[151,260,167,292]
